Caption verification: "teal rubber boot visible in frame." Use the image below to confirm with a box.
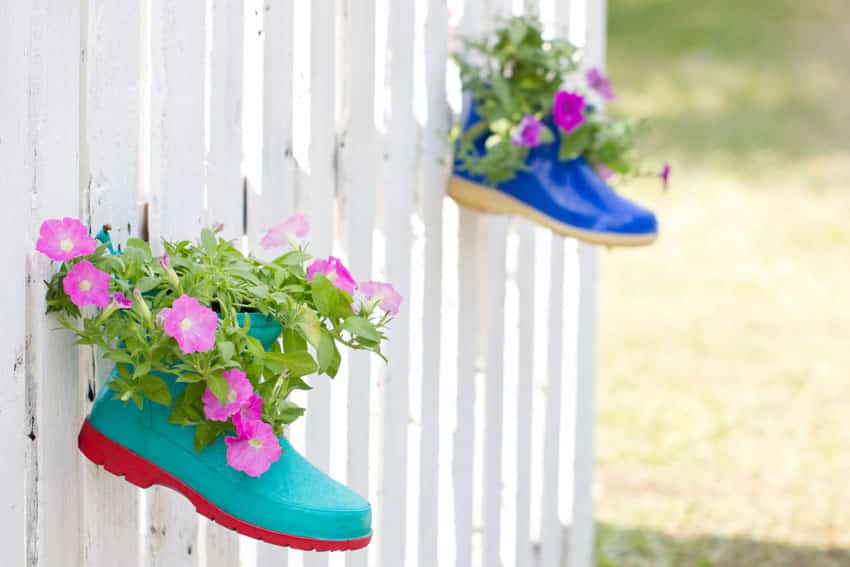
[78,313,371,551]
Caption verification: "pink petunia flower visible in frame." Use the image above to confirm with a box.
[240,393,263,422]
[202,368,254,421]
[155,308,172,326]
[586,67,615,102]
[162,295,218,354]
[36,217,98,262]
[260,214,310,250]
[660,162,671,191]
[224,412,282,477]
[552,90,586,134]
[112,291,133,308]
[511,115,543,148]
[359,281,403,315]
[306,256,357,295]
[595,163,615,181]
[63,260,111,308]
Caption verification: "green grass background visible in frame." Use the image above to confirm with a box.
[596,0,850,565]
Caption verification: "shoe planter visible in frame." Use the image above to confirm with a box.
[448,120,659,247]
[36,216,403,552]
[450,16,664,247]
[78,313,371,551]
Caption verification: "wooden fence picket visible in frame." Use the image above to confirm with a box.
[147,0,207,564]
[81,1,144,565]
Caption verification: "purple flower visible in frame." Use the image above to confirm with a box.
[162,295,218,354]
[155,307,172,326]
[36,218,98,262]
[260,214,310,250]
[660,162,671,191]
[595,163,615,181]
[359,281,403,315]
[224,412,282,477]
[112,292,133,308]
[307,256,357,295]
[63,260,111,309]
[586,67,614,102]
[552,90,586,134]
[511,115,543,148]
[202,368,254,421]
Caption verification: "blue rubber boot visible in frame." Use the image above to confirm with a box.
[448,99,658,246]
[78,313,371,551]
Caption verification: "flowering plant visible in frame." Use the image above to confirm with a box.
[38,216,400,476]
[452,16,667,186]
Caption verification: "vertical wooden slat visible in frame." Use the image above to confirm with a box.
[540,237,565,567]
[81,0,143,564]
[303,1,336,566]
[250,0,297,264]
[147,1,207,564]
[25,0,85,565]
[481,1,512,563]
[568,1,605,563]
[206,0,245,246]
[204,2,244,559]
[338,0,378,565]
[513,220,537,567]
[0,2,32,564]
[380,0,415,565]
[255,1,296,563]
[417,1,449,566]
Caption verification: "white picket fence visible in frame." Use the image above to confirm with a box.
[0,0,605,565]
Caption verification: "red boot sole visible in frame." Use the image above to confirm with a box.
[78,420,372,552]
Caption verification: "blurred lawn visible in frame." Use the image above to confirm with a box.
[596,0,850,565]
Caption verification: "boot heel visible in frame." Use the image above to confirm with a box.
[78,420,160,489]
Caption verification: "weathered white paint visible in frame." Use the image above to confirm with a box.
[337,0,379,566]
[254,2,295,565]
[0,1,33,564]
[25,1,85,566]
[147,1,207,565]
[417,1,450,566]
[81,1,144,565]
[7,0,604,565]
[380,0,416,564]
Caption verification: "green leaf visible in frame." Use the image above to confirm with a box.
[103,349,134,364]
[217,341,235,362]
[135,276,160,293]
[194,421,229,452]
[316,331,338,375]
[342,316,381,342]
[126,238,152,259]
[169,382,206,425]
[296,310,323,348]
[283,327,307,353]
[558,123,594,161]
[264,351,318,378]
[278,400,306,424]
[207,372,229,406]
[310,273,338,317]
[175,372,204,383]
[138,374,172,406]
[201,228,218,256]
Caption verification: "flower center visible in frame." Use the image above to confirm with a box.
[326,271,337,282]
[249,438,262,449]
[180,318,193,331]
[227,390,237,403]
[79,279,92,292]
[59,239,74,252]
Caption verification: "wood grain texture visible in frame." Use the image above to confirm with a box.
[25,1,85,565]
[147,1,206,564]
[81,1,143,564]
[0,1,33,564]
[206,0,245,246]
